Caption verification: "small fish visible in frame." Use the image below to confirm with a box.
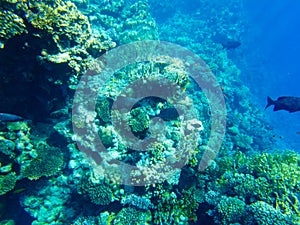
[13,188,26,194]
[265,96,300,113]
[0,113,24,122]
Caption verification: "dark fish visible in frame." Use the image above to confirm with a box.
[265,96,300,113]
[0,113,24,122]
[221,40,241,49]
[156,108,179,121]
[212,34,241,49]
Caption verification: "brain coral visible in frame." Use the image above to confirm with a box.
[77,178,113,206]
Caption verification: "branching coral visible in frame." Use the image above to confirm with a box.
[203,150,300,224]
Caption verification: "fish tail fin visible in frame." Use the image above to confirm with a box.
[265,96,274,109]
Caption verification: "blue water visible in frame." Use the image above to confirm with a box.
[242,0,300,150]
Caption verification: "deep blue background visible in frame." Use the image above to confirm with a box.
[242,0,300,150]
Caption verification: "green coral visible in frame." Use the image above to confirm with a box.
[96,97,112,124]
[215,196,246,224]
[20,144,64,180]
[151,184,198,224]
[114,207,151,225]
[129,107,150,133]
[204,150,300,224]
[78,178,113,206]
[248,152,300,216]
[0,137,15,157]
[245,201,293,225]
[0,10,26,41]
[0,172,17,195]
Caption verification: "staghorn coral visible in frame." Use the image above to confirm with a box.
[247,152,300,216]
[203,150,300,224]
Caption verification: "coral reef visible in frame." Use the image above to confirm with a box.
[201,150,300,224]
[0,0,299,225]
[0,0,115,121]
[1,0,115,78]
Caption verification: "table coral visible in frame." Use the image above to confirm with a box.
[20,144,64,180]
